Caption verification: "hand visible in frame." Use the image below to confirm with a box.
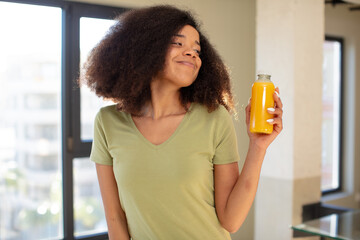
[245,87,283,150]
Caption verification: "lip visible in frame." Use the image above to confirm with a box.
[177,61,195,69]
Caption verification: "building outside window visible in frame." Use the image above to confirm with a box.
[0,1,124,239]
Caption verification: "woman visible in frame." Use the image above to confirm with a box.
[82,5,283,240]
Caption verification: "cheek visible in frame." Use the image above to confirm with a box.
[197,59,202,71]
[161,61,172,75]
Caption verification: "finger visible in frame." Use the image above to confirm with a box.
[245,101,251,124]
[266,117,283,132]
[267,107,283,117]
[273,90,283,109]
[266,116,282,125]
[273,120,283,133]
[275,98,283,110]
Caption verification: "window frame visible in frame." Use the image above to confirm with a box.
[63,4,127,240]
[0,1,128,239]
[321,35,344,196]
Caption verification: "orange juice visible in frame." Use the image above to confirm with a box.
[249,74,275,134]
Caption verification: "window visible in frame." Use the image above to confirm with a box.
[24,94,58,109]
[0,1,127,239]
[321,36,343,194]
[73,158,106,237]
[0,3,63,239]
[79,17,116,141]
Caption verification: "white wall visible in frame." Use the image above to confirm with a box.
[254,0,324,239]
[323,4,360,209]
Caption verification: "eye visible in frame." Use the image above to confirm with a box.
[171,42,182,46]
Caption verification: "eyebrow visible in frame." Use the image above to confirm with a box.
[174,34,201,46]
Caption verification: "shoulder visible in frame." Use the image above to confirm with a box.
[97,104,127,117]
[190,103,234,133]
[95,104,129,125]
[98,104,118,115]
[196,104,233,127]
[212,104,232,119]
[191,103,231,119]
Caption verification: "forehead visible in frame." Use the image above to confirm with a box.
[175,25,200,42]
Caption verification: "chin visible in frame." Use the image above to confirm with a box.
[179,74,198,87]
[179,78,196,88]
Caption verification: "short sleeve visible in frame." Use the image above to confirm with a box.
[212,107,240,164]
[90,110,113,165]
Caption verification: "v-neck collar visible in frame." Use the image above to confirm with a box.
[127,103,194,150]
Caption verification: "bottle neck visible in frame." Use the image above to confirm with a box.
[256,74,271,82]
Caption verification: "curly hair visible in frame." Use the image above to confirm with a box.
[80,5,235,115]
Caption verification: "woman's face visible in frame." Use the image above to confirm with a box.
[155,25,202,89]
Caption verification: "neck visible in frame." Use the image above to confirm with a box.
[141,79,186,120]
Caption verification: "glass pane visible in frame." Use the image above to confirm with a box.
[73,158,106,236]
[0,2,63,240]
[321,40,341,192]
[292,210,360,239]
[80,17,116,141]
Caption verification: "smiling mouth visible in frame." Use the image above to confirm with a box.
[177,61,195,69]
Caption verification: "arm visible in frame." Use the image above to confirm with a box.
[96,163,130,240]
[215,88,283,233]
[214,145,265,233]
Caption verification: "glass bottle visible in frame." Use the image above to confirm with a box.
[249,74,275,134]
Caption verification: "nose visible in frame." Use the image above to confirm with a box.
[183,48,196,58]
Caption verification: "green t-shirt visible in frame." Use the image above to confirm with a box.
[91,103,240,240]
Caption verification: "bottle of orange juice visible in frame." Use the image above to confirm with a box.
[249,74,275,134]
